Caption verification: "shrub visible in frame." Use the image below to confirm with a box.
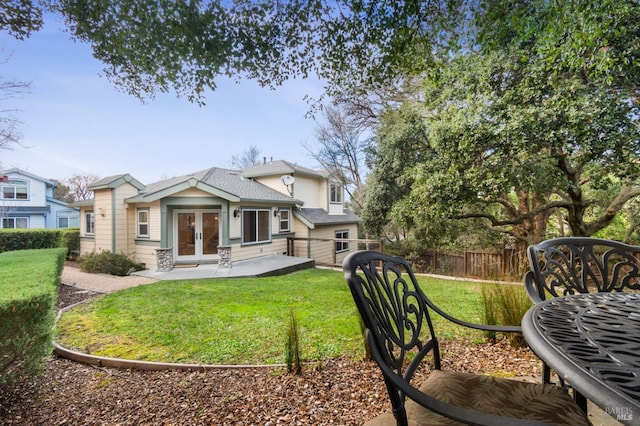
[59,229,80,260]
[0,248,66,387]
[285,310,302,375]
[0,229,62,252]
[481,289,499,343]
[0,229,79,259]
[78,251,145,276]
[481,284,532,347]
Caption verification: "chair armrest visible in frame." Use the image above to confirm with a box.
[368,333,548,426]
[524,270,544,303]
[422,294,522,333]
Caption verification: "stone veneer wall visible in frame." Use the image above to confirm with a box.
[218,246,231,268]
[156,248,173,271]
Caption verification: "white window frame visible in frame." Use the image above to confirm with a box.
[57,210,79,229]
[278,208,290,232]
[242,208,271,244]
[85,211,95,235]
[137,208,150,238]
[1,179,29,200]
[1,217,28,229]
[335,229,349,253]
[330,183,343,204]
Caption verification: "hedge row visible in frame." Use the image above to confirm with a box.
[0,248,66,387]
[0,229,80,258]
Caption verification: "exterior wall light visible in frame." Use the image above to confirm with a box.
[233,207,240,218]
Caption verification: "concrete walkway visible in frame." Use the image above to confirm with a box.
[61,254,315,293]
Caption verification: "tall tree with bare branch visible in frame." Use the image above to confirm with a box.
[0,1,46,151]
[0,70,30,152]
[305,106,370,213]
[229,145,262,169]
[63,173,100,202]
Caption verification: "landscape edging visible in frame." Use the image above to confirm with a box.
[54,299,286,371]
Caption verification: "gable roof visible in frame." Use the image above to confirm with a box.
[126,167,301,204]
[242,160,329,179]
[88,174,146,191]
[294,207,360,229]
[1,168,57,188]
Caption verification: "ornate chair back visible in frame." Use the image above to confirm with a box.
[526,237,640,303]
[343,251,440,425]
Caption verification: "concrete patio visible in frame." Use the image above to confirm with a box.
[133,254,315,281]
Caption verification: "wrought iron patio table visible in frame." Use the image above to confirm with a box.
[522,292,640,425]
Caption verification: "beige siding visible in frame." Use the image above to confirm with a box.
[171,188,211,197]
[78,205,95,254]
[316,179,328,209]
[79,238,95,254]
[334,223,358,265]
[126,205,136,254]
[231,239,289,262]
[113,184,139,253]
[149,202,162,240]
[289,221,358,265]
[81,183,142,257]
[133,241,161,269]
[253,175,289,196]
[254,174,325,208]
[229,202,242,240]
[308,226,337,265]
[92,189,112,253]
[126,201,162,245]
[229,203,288,240]
[328,202,344,215]
[294,175,324,208]
[291,217,311,259]
[127,200,162,267]
[228,202,290,262]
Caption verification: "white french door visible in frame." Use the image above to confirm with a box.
[174,209,220,262]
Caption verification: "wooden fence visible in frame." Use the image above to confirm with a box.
[406,250,522,281]
[287,237,523,281]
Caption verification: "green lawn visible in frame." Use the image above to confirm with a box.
[56,268,507,365]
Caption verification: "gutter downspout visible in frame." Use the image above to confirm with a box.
[111,188,116,253]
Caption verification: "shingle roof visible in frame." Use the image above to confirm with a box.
[126,167,300,204]
[88,174,145,191]
[242,160,329,179]
[1,168,57,187]
[294,207,360,228]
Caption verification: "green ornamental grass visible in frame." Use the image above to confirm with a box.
[56,268,521,365]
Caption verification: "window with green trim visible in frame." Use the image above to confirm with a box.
[242,209,270,244]
[137,209,149,237]
[85,211,95,235]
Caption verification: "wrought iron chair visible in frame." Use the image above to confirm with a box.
[525,237,640,304]
[524,237,640,410]
[343,250,591,426]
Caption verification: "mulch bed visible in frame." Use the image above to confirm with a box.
[0,284,541,425]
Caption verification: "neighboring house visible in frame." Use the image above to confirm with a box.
[0,168,79,229]
[77,160,360,271]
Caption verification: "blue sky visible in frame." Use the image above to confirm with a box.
[0,15,324,184]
